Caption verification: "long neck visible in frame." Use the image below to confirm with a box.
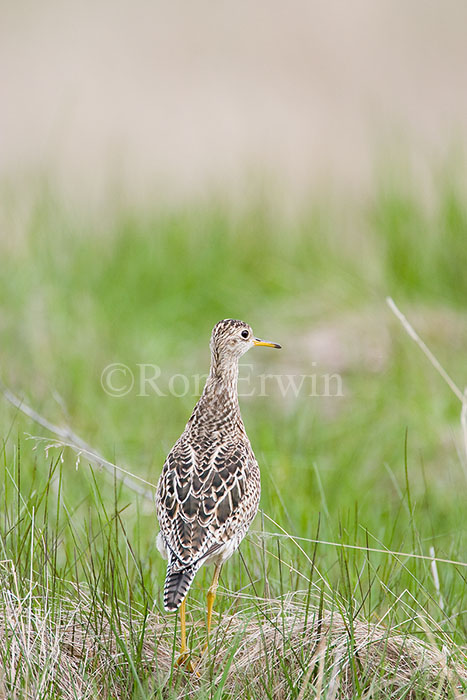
[187,350,245,436]
[206,349,239,397]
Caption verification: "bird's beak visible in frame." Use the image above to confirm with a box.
[253,338,281,349]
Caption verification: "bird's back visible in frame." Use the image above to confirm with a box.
[156,405,260,610]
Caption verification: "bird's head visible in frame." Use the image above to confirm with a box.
[210,319,281,363]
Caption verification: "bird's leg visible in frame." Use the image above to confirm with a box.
[179,598,188,658]
[175,598,197,672]
[195,562,222,667]
[174,598,201,676]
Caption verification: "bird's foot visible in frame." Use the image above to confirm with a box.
[175,652,200,676]
[189,640,211,675]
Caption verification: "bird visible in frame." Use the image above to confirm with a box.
[155,319,281,667]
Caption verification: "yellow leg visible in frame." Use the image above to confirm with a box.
[175,598,198,673]
[191,565,223,673]
[179,598,187,656]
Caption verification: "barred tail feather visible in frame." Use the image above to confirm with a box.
[163,566,197,611]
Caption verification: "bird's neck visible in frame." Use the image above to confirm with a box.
[188,353,244,434]
[206,352,239,394]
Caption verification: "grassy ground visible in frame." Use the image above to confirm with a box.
[0,171,466,697]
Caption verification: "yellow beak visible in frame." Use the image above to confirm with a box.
[253,338,281,349]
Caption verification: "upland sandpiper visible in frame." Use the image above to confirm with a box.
[156,319,280,667]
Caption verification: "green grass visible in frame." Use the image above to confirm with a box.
[0,171,466,697]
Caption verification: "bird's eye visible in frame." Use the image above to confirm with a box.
[241,330,249,339]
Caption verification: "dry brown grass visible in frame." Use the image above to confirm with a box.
[1,577,465,700]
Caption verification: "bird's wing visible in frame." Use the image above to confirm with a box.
[156,437,258,570]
